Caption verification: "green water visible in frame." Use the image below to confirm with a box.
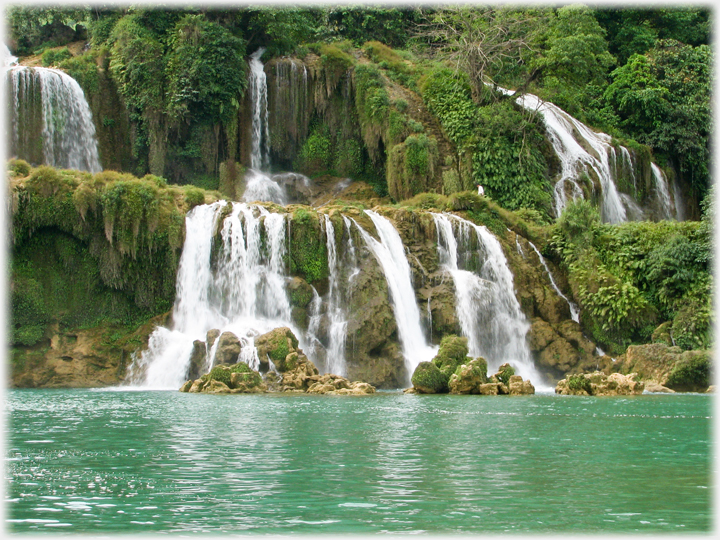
[4,389,713,534]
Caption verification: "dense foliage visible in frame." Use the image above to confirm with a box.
[551,199,712,354]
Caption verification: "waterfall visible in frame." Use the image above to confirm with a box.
[242,48,291,205]
[525,240,580,323]
[323,215,350,375]
[651,163,675,220]
[249,48,270,171]
[355,211,438,380]
[2,43,18,67]
[432,213,546,387]
[6,66,101,173]
[128,202,312,389]
[514,92,627,223]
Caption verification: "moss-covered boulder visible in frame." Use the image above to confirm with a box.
[280,355,320,392]
[448,357,489,394]
[411,361,447,394]
[431,335,470,380]
[555,371,644,396]
[255,327,300,372]
[180,361,267,393]
[617,343,712,392]
[287,276,314,308]
[507,374,535,395]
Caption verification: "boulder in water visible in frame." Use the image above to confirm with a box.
[448,358,488,394]
[255,327,300,371]
[555,371,644,396]
[411,361,447,394]
[307,374,375,395]
[206,329,221,350]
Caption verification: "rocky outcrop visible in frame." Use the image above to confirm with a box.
[306,374,375,395]
[410,339,535,396]
[255,327,299,372]
[555,371,644,396]
[528,318,606,378]
[617,343,712,392]
[181,362,267,394]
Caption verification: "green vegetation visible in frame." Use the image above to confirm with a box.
[567,374,592,393]
[9,164,193,347]
[495,364,516,386]
[551,200,712,354]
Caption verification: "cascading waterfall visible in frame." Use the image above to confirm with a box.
[515,92,627,223]
[243,48,288,204]
[5,65,102,173]
[432,213,546,387]
[525,240,580,323]
[355,211,438,380]
[323,215,349,375]
[128,201,311,388]
[249,48,270,171]
[651,163,676,220]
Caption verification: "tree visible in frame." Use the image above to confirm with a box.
[419,6,543,103]
[605,40,711,198]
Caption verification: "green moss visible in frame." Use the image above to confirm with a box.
[41,46,72,67]
[411,361,448,393]
[437,335,469,362]
[184,186,205,208]
[567,374,592,393]
[665,352,711,391]
[289,208,328,284]
[496,364,516,386]
[7,158,31,177]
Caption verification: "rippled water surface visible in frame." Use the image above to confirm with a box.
[5,390,712,534]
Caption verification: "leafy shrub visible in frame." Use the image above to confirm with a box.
[567,374,592,393]
[496,364,516,385]
[41,46,72,66]
[8,159,31,177]
[184,186,205,208]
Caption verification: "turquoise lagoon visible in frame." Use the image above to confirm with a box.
[4,389,712,534]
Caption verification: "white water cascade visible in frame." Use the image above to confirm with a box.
[128,201,312,388]
[243,48,289,204]
[513,92,627,223]
[6,65,102,172]
[651,163,677,220]
[356,211,438,380]
[433,213,547,387]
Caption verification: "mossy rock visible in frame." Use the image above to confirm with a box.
[287,276,314,308]
[437,335,469,362]
[665,350,712,392]
[255,327,300,371]
[494,363,516,385]
[448,357,489,394]
[651,321,674,347]
[567,374,592,394]
[411,361,447,394]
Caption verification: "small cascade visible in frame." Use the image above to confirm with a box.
[356,211,438,380]
[526,240,580,323]
[128,202,311,388]
[3,43,18,66]
[248,48,270,170]
[6,66,102,172]
[651,163,675,220]
[323,214,349,375]
[433,213,546,387]
[242,48,289,205]
[515,92,627,223]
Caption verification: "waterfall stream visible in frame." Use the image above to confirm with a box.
[6,65,102,172]
[433,213,547,387]
[355,211,438,381]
